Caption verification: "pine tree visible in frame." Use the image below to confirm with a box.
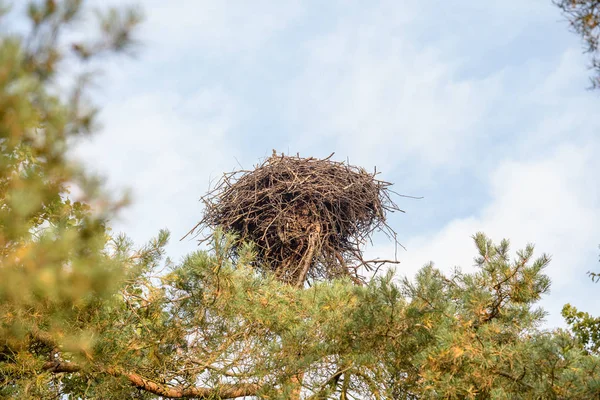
[1,1,599,398]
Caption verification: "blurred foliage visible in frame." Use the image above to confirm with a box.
[555,0,600,88]
[0,0,143,397]
[563,304,600,354]
[1,1,599,399]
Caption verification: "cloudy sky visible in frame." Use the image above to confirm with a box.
[73,0,600,328]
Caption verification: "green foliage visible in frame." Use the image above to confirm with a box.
[563,303,600,354]
[6,227,599,399]
[0,0,142,397]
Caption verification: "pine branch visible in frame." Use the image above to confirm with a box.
[42,361,259,399]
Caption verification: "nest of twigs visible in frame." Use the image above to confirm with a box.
[185,152,402,286]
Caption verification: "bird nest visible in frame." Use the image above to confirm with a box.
[185,152,402,287]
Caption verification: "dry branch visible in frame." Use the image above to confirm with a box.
[42,362,259,399]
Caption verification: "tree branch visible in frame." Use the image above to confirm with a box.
[42,361,260,399]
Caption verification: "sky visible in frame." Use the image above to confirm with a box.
[69,0,600,328]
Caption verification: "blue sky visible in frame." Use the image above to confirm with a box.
[73,0,600,327]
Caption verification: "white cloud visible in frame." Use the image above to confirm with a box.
[285,2,503,172]
[131,0,304,62]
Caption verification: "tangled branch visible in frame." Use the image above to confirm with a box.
[185,152,404,286]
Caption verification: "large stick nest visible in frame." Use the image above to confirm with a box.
[186,152,402,286]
